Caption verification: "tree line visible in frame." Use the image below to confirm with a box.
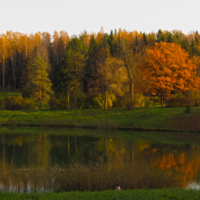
[1,28,200,112]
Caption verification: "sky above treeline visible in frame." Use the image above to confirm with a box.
[1,0,199,36]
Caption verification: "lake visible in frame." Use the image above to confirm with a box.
[0,127,200,191]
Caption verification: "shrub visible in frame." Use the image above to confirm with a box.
[82,95,96,109]
[71,93,87,109]
[120,93,151,108]
[22,98,35,110]
[0,98,5,110]
[49,96,62,110]
[4,95,24,110]
[93,93,116,109]
[2,95,35,110]
[184,89,200,106]
[165,90,200,107]
[134,93,149,107]
[50,93,87,110]
[112,96,125,108]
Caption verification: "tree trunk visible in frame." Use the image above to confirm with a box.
[2,57,4,90]
[40,99,42,110]
[11,54,16,90]
[122,47,134,110]
[104,138,107,162]
[67,93,69,111]
[13,69,16,90]
[161,96,163,107]
[130,81,134,109]
[39,67,42,109]
[160,89,163,107]
[75,94,77,115]
[104,88,107,110]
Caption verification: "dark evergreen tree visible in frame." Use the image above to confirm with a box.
[83,35,98,94]
[57,38,88,115]
[157,29,164,42]
[173,31,182,44]
[148,33,156,46]
[191,39,197,56]
[166,32,173,43]
[108,30,114,56]
[143,33,148,45]
[21,57,32,97]
[181,39,192,57]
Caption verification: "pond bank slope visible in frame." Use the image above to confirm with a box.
[0,107,200,132]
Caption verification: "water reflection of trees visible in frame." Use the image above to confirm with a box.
[149,144,200,187]
[0,134,51,168]
[1,134,200,188]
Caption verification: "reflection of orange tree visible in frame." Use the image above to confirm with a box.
[151,146,200,187]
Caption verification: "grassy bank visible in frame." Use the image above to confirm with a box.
[0,189,200,200]
[0,107,200,131]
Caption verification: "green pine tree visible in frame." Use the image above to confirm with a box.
[21,57,32,97]
[22,56,53,109]
[60,38,88,115]
[143,33,148,45]
[83,35,98,94]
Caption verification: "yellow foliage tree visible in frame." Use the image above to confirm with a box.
[96,57,128,110]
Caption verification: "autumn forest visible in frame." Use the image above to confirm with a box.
[1,28,200,111]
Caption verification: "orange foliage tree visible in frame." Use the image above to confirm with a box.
[140,42,196,106]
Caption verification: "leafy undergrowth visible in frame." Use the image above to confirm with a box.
[0,189,200,200]
[0,107,200,131]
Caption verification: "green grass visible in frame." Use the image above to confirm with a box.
[0,189,199,200]
[0,91,199,131]
[0,106,199,130]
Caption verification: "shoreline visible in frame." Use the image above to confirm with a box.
[1,123,200,133]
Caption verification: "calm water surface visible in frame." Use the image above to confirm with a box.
[0,127,200,190]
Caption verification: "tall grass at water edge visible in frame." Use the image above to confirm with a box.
[0,162,180,193]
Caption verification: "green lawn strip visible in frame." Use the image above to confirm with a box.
[0,189,199,200]
[0,107,200,131]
